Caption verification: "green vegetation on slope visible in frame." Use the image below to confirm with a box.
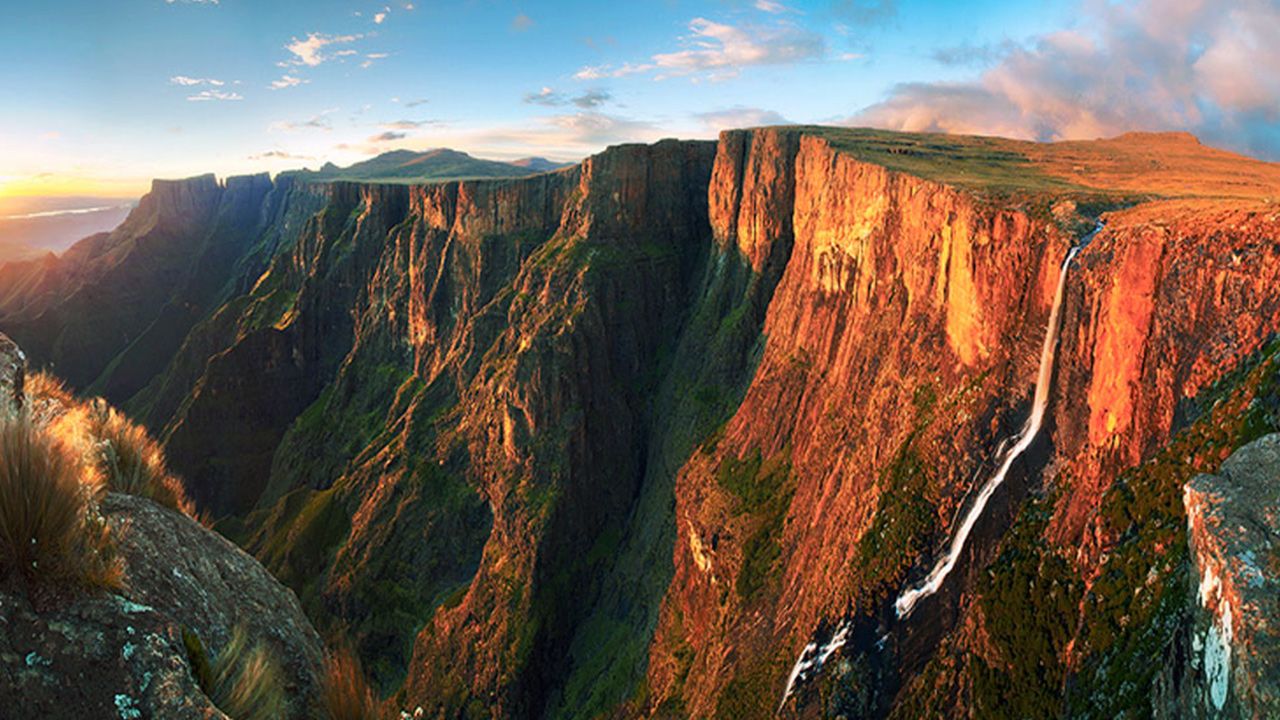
[1066,337,1280,717]
[807,127,1097,196]
[970,494,1081,719]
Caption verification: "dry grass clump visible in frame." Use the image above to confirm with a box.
[187,625,288,720]
[0,415,121,590]
[319,643,380,720]
[80,400,194,516]
[23,370,74,407]
[28,369,194,518]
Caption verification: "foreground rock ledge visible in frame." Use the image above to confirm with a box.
[0,493,325,719]
[1184,433,1280,719]
[0,332,324,719]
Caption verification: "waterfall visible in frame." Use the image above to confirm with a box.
[895,231,1090,618]
[780,225,1099,709]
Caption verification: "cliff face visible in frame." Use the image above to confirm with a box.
[646,132,1072,716]
[0,172,282,402]
[1054,200,1280,542]
[6,127,1280,718]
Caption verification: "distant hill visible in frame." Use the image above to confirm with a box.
[510,156,573,172]
[284,148,571,184]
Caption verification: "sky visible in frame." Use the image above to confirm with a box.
[1,0,1277,199]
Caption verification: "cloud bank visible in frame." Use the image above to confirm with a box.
[851,0,1280,159]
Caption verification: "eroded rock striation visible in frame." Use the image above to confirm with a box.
[0,332,22,417]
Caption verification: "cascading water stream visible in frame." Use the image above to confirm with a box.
[894,237,1082,618]
[780,224,1101,710]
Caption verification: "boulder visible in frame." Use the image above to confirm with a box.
[0,493,325,719]
[1184,433,1280,718]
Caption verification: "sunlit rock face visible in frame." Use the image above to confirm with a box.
[1184,434,1280,718]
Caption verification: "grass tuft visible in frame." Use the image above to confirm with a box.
[197,626,288,720]
[82,400,194,516]
[319,642,380,720]
[24,370,74,407]
[0,415,121,590]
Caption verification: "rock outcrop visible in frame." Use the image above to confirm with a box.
[0,490,325,720]
[1184,433,1280,718]
[0,332,22,417]
[0,335,325,719]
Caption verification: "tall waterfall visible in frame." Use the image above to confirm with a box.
[894,238,1083,618]
[781,226,1100,710]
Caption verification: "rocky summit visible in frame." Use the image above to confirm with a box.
[3,126,1280,718]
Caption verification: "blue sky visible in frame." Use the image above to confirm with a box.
[1,0,1276,197]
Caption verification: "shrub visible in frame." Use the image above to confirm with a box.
[191,625,288,720]
[0,415,120,590]
[319,643,380,720]
[83,400,194,516]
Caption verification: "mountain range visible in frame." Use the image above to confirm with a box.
[285,148,571,184]
[2,126,1279,718]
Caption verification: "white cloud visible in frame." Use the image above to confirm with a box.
[165,0,219,5]
[374,7,389,24]
[574,17,824,81]
[574,63,652,81]
[361,52,390,69]
[285,32,363,67]
[695,106,792,130]
[849,0,1280,158]
[270,109,338,132]
[248,150,315,161]
[187,90,242,102]
[381,119,436,130]
[524,87,612,108]
[269,75,308,90]
[754,0,792,13]
[170,75,225,87]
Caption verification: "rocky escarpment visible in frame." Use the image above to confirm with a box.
[1183,434,1280,718]
[0,172,316,404]
[6,128,1280,718]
